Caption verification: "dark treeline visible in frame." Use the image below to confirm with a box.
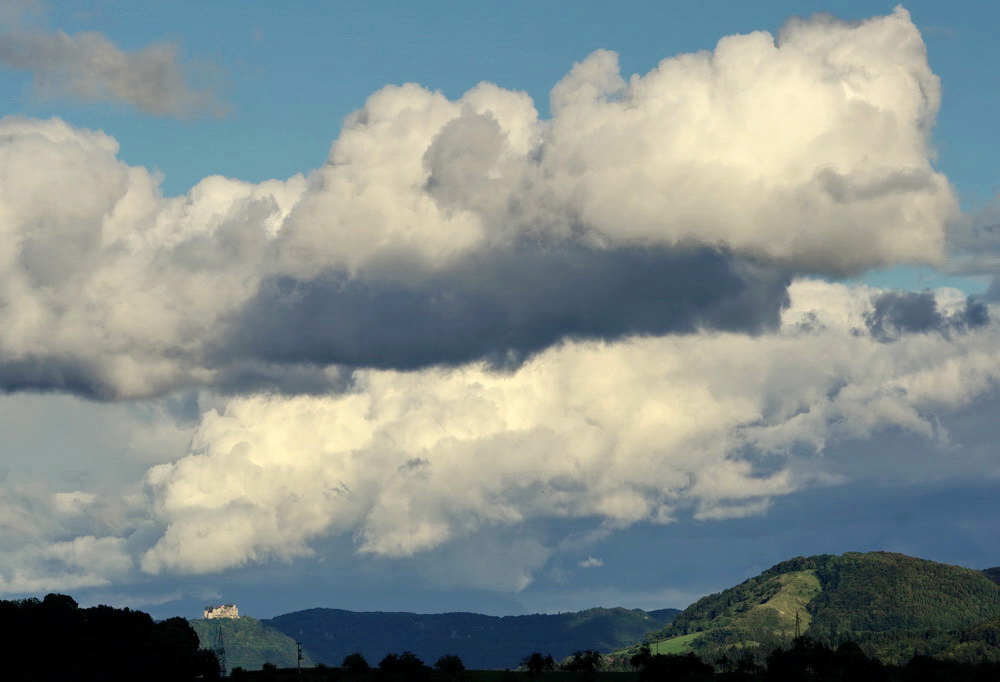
[0,593,219,681]
[228,641,1000,681]
[620,637,1000,681]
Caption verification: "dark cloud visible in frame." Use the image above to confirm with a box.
[220,246,791,376]
[944,199,1000,298]
[0,358,107,400]
[865,291,989,342]
[0,246,788,399]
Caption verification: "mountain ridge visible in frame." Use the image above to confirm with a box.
[264,604,680,670]
[191,551,1000,670]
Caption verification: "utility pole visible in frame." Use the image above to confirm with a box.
[214,623,227,678]
[794,610,801,639]
[297,640,303,680]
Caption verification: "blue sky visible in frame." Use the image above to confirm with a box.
[0,1,998,621]
[16,1,996,203]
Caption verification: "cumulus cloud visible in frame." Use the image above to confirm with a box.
[1,8,989,596]
[3,284,1000,593]
[0,8,221,117]
[0,536,132,593]
[0,390,197,595]
[135,281,1000,580]
[0,7,957,400]
[0,481,138,594]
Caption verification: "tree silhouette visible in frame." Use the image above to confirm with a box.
[562,649,603,674]
[343,651,371,674]
[0,593,218,681]
[521,651,555,675]
[378,651,430,680]
[629,644,652,670]
[434,653,465,677]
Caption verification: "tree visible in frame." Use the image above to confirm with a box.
[0,593,217,681]
[379,651,429,680]
[521,652,555,675]
[629,644,652,670]
[434,653,465,676]
[343,651,370,672]
[561,649,603,673]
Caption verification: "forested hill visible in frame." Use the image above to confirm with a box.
[190,616,310,672]
[265,605,679,670]
[984,566,1000,586]
[635,551,1000,664]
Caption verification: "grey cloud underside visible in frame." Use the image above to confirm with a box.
[222,246,792,373]
[949,202,1000,301]
[0,28,218,116]
[864,290,988,343]
[0,358,108,400]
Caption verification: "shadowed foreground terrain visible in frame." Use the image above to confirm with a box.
[0,593,219,681]
[224,640,1000,682]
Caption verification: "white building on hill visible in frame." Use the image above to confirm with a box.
[204,603,239,619]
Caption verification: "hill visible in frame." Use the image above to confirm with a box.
[632,551,1000,665]
[191,616,312,671]
[984,567,1000,586]
[265,606,679,670]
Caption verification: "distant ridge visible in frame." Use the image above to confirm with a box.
[190,553,1000,670]
[634,551,1000,664]
[265,605,679,670]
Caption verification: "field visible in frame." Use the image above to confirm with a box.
[644,631,700,655]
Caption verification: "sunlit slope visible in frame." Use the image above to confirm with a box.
[628,552,1000,663]
[191,616,312,671]
[623,568,821,656]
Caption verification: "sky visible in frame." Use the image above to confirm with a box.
[0,0,998,621]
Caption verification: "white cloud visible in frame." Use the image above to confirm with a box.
[578,557,603,569]
[3,277,999,594]
[0,8,991,596]
[0,536,132,594]
[278,7,950,276]
[136,281,1000,580]
[0,7,957,400]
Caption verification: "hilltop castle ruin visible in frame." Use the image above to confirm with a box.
[203,603,239,619]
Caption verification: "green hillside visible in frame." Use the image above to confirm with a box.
[632,552,1000,665]
[191,616,312,671]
